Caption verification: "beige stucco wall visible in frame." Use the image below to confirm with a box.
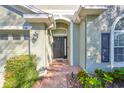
[30,24,53,76]
[45,30,53,67]
[0,6,54,87]
[86,15,111,73]
[79,20,86,69]
[67,25,70,62]
[73,23,80,65]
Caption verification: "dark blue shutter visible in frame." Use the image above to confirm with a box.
[101,33,110,62]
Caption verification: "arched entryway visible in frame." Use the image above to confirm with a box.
[52,19,70,59]
[111,14,124,67]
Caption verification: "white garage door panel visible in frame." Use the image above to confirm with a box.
[0,31,29,87]
[0,31,29,72]
[0,41,29,54]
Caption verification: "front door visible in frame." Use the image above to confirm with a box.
[53,37,67,58]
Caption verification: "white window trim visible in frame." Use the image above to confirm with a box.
[111,14,124,68]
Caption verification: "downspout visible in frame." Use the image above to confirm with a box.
[44,24,47,69]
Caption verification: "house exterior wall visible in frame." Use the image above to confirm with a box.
[79,20,86,69]
[45,30,53,67]
[0,6,54,87]
[85,5,124,73]
[73,23,80,65]
[0,6,27,87]
[67,25,70,63]
[86,15,111,73]
[29,24,53,76]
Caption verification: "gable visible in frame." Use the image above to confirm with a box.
[0,6,25,26]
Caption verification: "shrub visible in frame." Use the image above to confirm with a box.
[77,70,88,79]
[113,68,124,81]
[103,73,114,87]
[94,69,114,87]
[77,70,89,86]
[3,55,38,88]
[84,77,103,88]
[77,69,116,88]
[77,70,103,88]
[94,69,105,79]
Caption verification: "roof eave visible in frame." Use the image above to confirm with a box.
[23,13,55,30]
[73,5,107,23]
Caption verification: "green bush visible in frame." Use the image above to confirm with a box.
[113,68,124,81]
[95,69,114,87]
[94,69,105,78]
[103,72,114,87]
[3,55,38,88]
[77,70,103,88]
[77,69,115,88]
[84,77,103,88]
[77,70,89,87]
[77,70,88,79]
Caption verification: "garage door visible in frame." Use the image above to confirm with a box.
[0,30,29,87]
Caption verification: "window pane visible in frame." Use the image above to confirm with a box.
[114,48,124,62]
[13,34,21,40]
[114,32,119,46]
[119,40,124,46]
[0,34,8,40]
[24,34,29,40]
[114,40,118,46]
[114,32,124,46]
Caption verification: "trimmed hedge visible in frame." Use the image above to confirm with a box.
[3,55,38,88]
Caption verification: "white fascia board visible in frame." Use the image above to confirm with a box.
[23,13,49,19]
[81,5,107,10]
[73,5,107,23]
[23,13,56,30]
[0,26,31,30]
[73,5,82,23]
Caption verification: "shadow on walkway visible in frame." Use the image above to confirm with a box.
[33,59,81,88]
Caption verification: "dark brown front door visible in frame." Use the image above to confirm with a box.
[53,37,67,58]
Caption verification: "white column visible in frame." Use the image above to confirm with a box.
[70,21,73,66]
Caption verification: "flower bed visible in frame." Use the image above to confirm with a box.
[67,68,124,88]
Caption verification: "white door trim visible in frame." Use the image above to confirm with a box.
[64,38,66,56]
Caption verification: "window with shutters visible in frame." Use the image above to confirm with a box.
[101,33,110,62]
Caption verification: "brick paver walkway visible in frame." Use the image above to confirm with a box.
[33,59,81,88]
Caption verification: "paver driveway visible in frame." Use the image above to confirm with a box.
[33,59,81,88]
